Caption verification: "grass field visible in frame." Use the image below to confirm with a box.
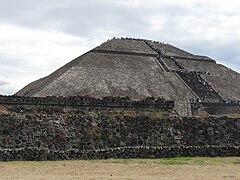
[0,157,239,180]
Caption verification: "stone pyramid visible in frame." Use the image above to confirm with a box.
[16,38,240,116]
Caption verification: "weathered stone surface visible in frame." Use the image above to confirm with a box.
[15,38,240,116]
[152,42,193,57]
[95,38,157,55]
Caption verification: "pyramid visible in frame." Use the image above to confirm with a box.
[16,38,240,116]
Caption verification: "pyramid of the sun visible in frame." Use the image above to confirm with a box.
[16,38,240,116]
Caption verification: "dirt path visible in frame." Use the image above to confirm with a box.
[0,157,239,180]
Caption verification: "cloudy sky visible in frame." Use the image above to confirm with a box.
[0,0,239,95]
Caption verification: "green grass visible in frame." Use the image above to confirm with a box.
[144,110,166,119]
[84,157,240,166]
[155,157,240,165]
[226,114,240,118]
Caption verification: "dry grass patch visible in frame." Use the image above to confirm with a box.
[0,157,239,180]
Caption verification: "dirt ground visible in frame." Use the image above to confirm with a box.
[0,105,8,114]
[0,157,239,180]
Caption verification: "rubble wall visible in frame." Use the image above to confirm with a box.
[0,108,239,161]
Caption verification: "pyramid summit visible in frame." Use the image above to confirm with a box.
[16,37,240,116]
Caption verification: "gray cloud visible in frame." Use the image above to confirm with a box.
[0,0,196,37]
[0,77,9,86]
[0,0,239,94]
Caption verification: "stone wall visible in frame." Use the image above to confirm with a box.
[0,95,174,110]
[0,108,239,161]
[192,102,240,116]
